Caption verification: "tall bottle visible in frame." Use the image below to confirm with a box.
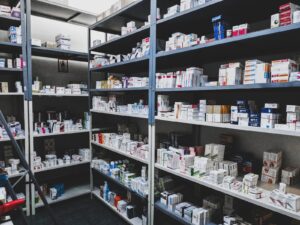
[103,181,109,201]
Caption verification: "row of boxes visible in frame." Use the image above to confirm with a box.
[96,76,149,89]
[93,132,149,161]
[271,59,298,83]
[219,63,243,86]
[0,5,20,18]
[158,96,300,133]
[0,56,22,69]
[244,60,271,84]
[156,67,207,89]
[90,38,150,68]
[160,191,211,225]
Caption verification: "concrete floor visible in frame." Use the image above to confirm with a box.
[13,195,127,225]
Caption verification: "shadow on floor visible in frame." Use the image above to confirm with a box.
[13,195,127,225]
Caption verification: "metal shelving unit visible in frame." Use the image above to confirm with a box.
[25,0,93,214]
[152,0,300,224]
[0,0,30,215]
[88,0,300,225]
[2,0,294,222]
[88,1,152,224]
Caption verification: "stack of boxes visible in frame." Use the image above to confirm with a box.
[218,63,243,86]
[271,59,298,83]
[0,82,8,93]
[165,33,199,51]
[286,105,300,130]
[260,103,281,129]
[281,167,299,186]
[194,156,213,176]
[231,100,260,127]
[206,105,231,123]
[156,67,207,88]
[0,4,19,18]
[279,3,300,26]
[204,143,225,162]
[232,23,249,36]
[174,102,197,120]
[8,26,22,44]
[121,21,137,35]
[261,151,282,184]
[0,4,10,16]
[243,60,271,84]
[55,34,71,50]
[180,0,208,12]
[163,5,180,18]
[160,191,212,225]
[198,100,215,122]
[269,184,300,212]
[242,173,259,194]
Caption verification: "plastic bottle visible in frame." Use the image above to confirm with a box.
[103,181,109,201]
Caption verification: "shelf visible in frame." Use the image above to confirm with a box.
[33,129,90,138]
[156,0,286,39]
[156,116,300,137]
[156,23,300,70]
[90,0,149,34]
[90,56,149,73]
[90,26,150,55]
[155,201,217,225]
[92,189,143,225]
[0,68,22,73]
[91,109,148,119]
[0,92,24,96]
[32,46,88,61]
[91,141,148,164]
[0,136,25,143]
[32,93,88,97]
[0,0,20,7]
[155,164,300,221]
[93,167,147,199]
[35,184,90,208]
[34,161,90,174]
[156,82,300,92]
[8,171,27,179]
[0,14,21,30]
[31,0,97,26]
[90,87,148,93]
[0,42,22,53]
